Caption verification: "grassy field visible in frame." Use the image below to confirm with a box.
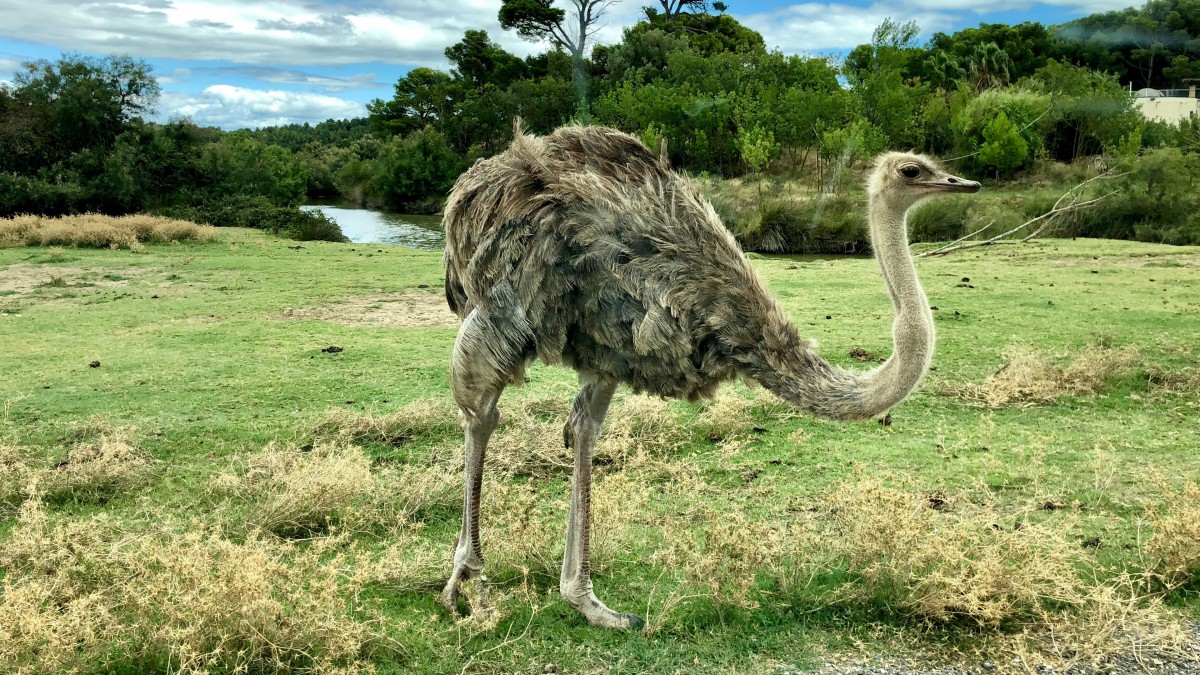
[1,227,1198,673]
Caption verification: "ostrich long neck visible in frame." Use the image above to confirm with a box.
[750,194,935,421]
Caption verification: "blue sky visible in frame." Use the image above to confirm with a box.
[0,0,1138,129]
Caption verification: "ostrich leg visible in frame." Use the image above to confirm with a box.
[440,311,508,615]
[560,377,643,629]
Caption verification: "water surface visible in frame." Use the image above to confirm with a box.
[301,204,444,250]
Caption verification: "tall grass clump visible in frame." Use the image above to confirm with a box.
[0,214,218,249]
[733,197,869,254]
[313,399,460,448]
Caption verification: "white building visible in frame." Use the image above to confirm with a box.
[1134,82,1199,126]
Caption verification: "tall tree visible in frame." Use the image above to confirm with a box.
[499,0,620,116]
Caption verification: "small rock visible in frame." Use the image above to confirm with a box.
[89,360,101,368]
[982,661,996,671]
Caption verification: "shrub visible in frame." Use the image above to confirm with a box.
[907,196,971,242]
[158,195,347,242]
[1066,149,1200,245]
[733,195,868,254]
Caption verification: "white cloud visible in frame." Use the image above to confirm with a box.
[161,84,367,128]
[740,3,958,53]
[906,0,1135,12]
[738,0,1138,53]
[0,55,23,85]
[0,0,537,69]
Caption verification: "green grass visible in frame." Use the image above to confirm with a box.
[1,229,1198,673]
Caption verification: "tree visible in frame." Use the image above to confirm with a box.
[650,0,709,24]
[968,42,1014,92]
[366,68,455,136]
[444,30,528,90]
[845,20,929,149]
[3,54,160,168]
[498,0,620,115]
[499,0,618,61]
[977,111,1029,177]
[924,50,966,91]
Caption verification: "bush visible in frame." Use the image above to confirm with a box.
[1067,149,1200,245]
[952,88,1050,174]
[907,196,971,242]
[732,195,868,254]
[158,195,347,242]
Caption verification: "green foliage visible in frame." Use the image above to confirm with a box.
[729,195,868,254]
[1069,148,1200,245]
[1023,60,1141,161]
[198,132,308,206]
[820,120,888,169]
[978,111,1030,176]
[159,196,346,242]
[445,30,529,90]
[631,11,766,56]
[843,19,929,149]
[498,0,566,44]
[1054,0,1200,89]
[735,125,777,173]
[953,88,1050,173]
[928,22,1053,85]
[333,128,464,211]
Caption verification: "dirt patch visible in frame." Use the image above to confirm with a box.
[279,290,459,329]
[0,264,151,299]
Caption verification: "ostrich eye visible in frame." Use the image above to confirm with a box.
[899,165,921,179]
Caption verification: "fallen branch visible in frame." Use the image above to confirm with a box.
[916,168,1127,258]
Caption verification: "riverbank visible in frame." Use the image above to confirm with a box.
[301,203,443,248]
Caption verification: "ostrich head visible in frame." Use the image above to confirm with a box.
[868,152,981,211]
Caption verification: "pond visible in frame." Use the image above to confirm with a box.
[301,203,444,250]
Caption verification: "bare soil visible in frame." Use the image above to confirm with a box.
[278,290,459,329]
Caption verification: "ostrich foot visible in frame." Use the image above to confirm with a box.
[439,573,490,616]
[561,583,644,630]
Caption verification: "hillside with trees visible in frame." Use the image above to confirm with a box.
[2,0,1199,247]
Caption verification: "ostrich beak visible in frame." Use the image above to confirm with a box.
[920,173,981,193]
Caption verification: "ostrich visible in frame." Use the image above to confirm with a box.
[439,123,980,629]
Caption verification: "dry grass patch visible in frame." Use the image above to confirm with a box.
[210,441,461,538]
[649,506,789,632]
[0,499,379,674]
[1,424,154,509]
[0,443,34,512]
[0,214,217,249]
[314,399,460,447]
[943,345,1140,407]
[280,290,459,329]
[43,424,155,503]
[1144,480,1200,590]
[818,480,1086,628]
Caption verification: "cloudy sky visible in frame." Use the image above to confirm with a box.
[0,0,1138,130]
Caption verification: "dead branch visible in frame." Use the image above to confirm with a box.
[915,168,1128,259]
